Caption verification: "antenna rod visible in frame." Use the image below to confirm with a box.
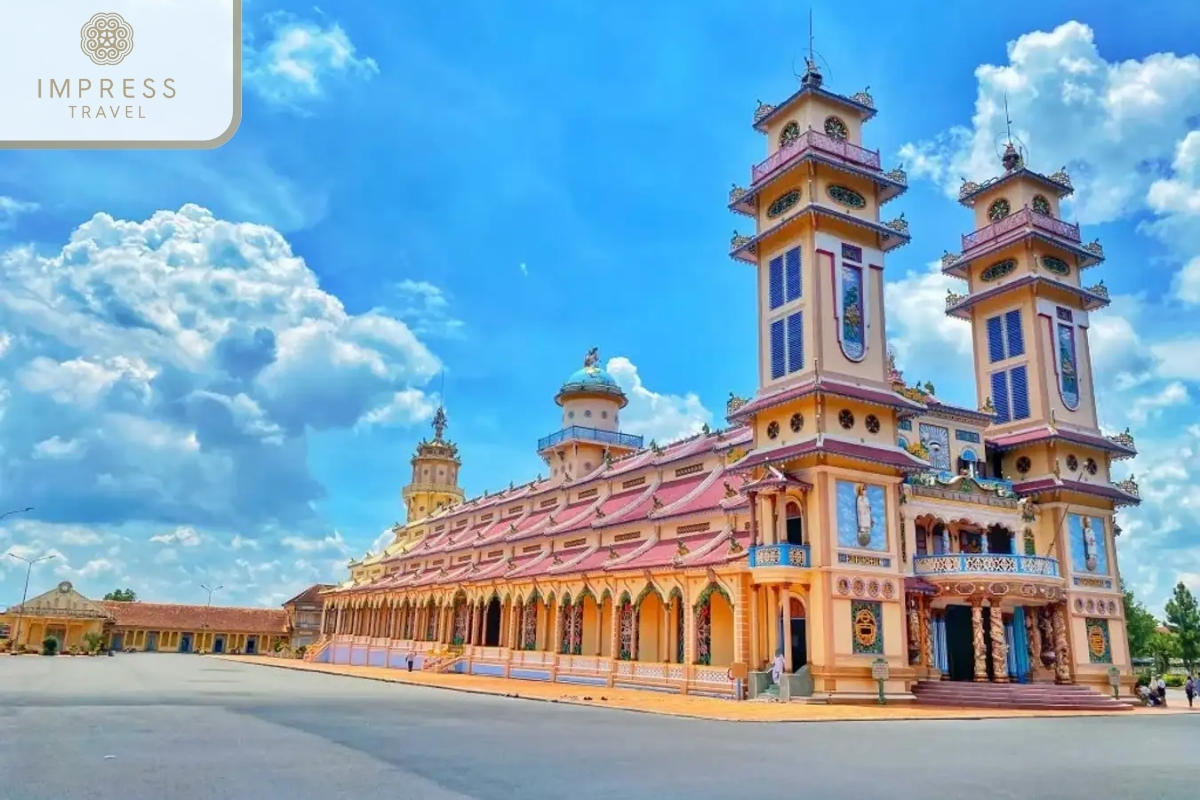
[1003,93,1013,142]
[808,8,815,65]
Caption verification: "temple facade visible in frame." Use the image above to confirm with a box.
[313,60,1140,702]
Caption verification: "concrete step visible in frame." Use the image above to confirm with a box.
[912,680,1132,711]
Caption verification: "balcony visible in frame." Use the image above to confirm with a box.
[537,425,644,452]
[749,543,810,569]
[961,206,1081,252]
[913,554,1060,579]
[751,129,882,185]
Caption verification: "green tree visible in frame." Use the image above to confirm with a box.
[1149,629,1180,677]
[1121,580,1158,658]
[103,588,137,602]
[1164,581,1200,672]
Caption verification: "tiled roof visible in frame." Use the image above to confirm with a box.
[282,583,334,607]
[101,601,289,633]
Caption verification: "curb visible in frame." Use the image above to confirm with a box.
[213,657,1133,725]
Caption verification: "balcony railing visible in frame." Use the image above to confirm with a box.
[751,129,881,184]
[913,554,1060,579]
[537,425,644,451]
[961,206,1081,252]
[748,543,811,569]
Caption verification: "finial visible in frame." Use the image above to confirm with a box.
[1000,94,1023,172]
[583,346,600,372]
[801,8,823,88]
[431,405,447,441]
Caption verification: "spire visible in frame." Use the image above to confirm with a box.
[431,370,447,441]
[1000,94,1022,172]
[801,8,823,88]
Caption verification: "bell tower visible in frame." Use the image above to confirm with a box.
[728,47,928,698]
[401,405,465,522]
[942,128,1139,689]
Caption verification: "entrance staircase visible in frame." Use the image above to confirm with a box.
[912,680,1133,711]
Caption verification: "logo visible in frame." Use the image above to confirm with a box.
[80,12,134,66]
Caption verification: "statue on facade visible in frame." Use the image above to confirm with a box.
[583,347,600,371]
[1025,609,1042,671]
[1082,517,1099,572]
[972,604,988,680]
[431,406,447,440]
[855,483,874,546]
[1052,604,1072,683]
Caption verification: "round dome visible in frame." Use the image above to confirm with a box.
[556,364,627,407]
[563,366,619,389]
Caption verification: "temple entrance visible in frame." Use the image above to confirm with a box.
[788,597,807,672]
[944,605,975,681]
[483,598,502,646]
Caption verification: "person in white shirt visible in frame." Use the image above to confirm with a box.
[1157,676,1167,705]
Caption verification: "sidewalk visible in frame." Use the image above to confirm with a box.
[216,656,1170,723]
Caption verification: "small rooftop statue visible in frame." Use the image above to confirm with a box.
[583,346,600,372]
[431,405,448,440]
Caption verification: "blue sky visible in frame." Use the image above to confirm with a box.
[1,1,1198,614]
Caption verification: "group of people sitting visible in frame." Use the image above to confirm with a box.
[1138,674,1197,707]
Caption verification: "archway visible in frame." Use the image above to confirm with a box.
[483,595,502,646]
[598,592,613,657]
[784,500,805,546]
[694,583,734,666]
[787,596,808,672]
[636,587,666,662]
[987,524,1015,555]
[579,590,600,655]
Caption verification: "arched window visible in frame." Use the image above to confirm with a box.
[957,448,978,476]
[785,500,804,546]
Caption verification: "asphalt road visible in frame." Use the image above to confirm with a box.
[1,654,1196,800]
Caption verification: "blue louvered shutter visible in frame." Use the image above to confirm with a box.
[786,311,803,373]
[1004,310,1025,358]
[770,319,786,379]
[986,316,1005,363]
[1010,365,1030,420]
[768,257,784,310]
[990,371,1011,423]
[784,247,802,301]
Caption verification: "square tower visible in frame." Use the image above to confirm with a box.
[727,62,930,697]
[942,142,1140,690]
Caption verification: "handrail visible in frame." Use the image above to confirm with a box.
[751,129,882,184]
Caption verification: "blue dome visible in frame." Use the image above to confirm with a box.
[563,366,619,388]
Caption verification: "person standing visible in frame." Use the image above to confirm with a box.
[771,649,785,685]
[1157,675,1168,705]
[1186,675,1195,708]
[406,652,415,672]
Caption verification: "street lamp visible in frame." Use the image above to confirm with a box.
[199,584,223,654]
[6,548,55,648]
[200,583,223,606]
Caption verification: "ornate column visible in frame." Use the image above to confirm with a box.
[906,596,921,666]
[971,600,988,682]
[767,494,779,545]
[781,586,793,669]
[1052,602,1073,684]
[989,603,1009,682]
[921,597,935,671]
[749,585,760,670]
[748,491,761,546]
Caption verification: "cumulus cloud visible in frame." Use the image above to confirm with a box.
[245,13,378,111]
[893,20,1200,612]
[0,196,37,229]
[883,261,973,389]
[0,205,445,606]
[606,357,712,443]
[388,280,465,339]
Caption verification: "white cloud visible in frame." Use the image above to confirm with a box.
[0,197,38,229]
[606,357,712,443]
[246,13,378,111]
[0,203,443,607]
[899,22,1200,227]
[883,261,973,384]
[149,527,203,547]
[388,280,465,339]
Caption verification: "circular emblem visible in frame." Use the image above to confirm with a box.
[867,580,880,598]
[836,577,851,595]
[57,581,72,593]
[854,608,878,649]
[767,189,801,218]
[881,581,895,599]
[1086,599,1096,613]
[851,578,866,596]
[81,13,134,66]
[1074,598,1084,611]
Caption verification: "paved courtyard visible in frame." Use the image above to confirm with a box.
[0,654,1196,800]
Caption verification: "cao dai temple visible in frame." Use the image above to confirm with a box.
[313,57,1140,705]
